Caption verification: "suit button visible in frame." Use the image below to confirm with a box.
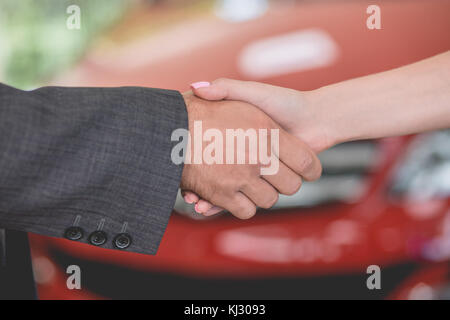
[113,233,132,249]
[64,227,84,241]
[88,231,107,246]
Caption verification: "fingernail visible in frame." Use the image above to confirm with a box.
[194,203,202,213]
[184,195,194,204]
[190,81,210,89]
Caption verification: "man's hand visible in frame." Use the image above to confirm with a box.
[179,93,322,219]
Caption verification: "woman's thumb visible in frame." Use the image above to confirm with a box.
[190,78,238,101]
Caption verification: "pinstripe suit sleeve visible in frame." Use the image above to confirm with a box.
[0,83,188,255]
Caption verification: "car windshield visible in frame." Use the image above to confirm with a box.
[390,130,450,201]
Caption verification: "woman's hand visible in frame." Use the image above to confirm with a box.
[190,79,334,152]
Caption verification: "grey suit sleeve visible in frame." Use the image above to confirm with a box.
[0,83,187,255]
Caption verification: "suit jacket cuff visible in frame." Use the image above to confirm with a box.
[0,85,188,255]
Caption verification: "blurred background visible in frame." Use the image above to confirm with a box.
[1,0,450,299]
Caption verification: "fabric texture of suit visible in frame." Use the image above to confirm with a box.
[0,83,188,257]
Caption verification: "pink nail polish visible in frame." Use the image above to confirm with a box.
[190,81,210,89]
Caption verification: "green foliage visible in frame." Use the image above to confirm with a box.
[0,0,129,88]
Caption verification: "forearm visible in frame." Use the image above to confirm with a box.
[0,84,187,254]
[309,51,450,146]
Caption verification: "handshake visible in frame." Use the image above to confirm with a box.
[177,53,450,219]
[178,79,326,219]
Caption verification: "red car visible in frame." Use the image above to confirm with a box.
[29,0,450,299]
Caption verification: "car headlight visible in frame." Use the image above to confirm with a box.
[390,130,450,200]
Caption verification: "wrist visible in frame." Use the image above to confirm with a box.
[182,92,196,124]
[180,92,195,189]
[296,89,339,152]
[311,85,365,148]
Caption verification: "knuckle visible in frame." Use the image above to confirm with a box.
[234,201,256,220]
[298,152,314,174]
[312,161,323,180]
[239,169,258,190]
[261,192,279,209]
[312,161,323,181]
[240,206,257,220]
[284,177,302,195]
[222,175,240,193]
[238,178,250,191]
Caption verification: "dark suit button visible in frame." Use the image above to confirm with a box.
[113,233,132,249]
[88,231,107,246]
[64,227,84,241]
